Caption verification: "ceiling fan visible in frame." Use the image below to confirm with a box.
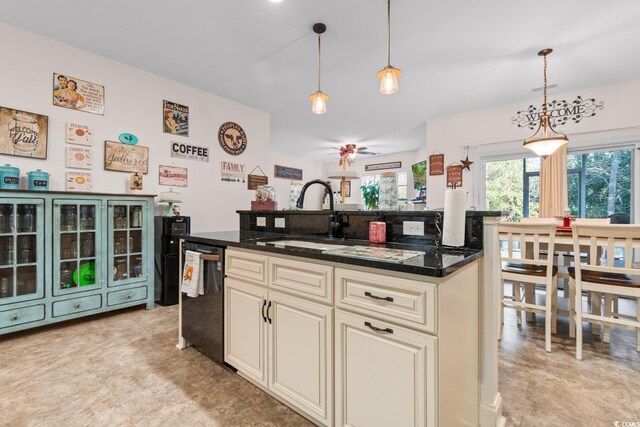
[328,143,378,156]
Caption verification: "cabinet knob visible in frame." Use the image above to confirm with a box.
[126,294,132,299]
[10,314,19,321]
[75,303,81,309]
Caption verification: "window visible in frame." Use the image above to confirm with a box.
[361,173,408,210]
[485,147,633,219]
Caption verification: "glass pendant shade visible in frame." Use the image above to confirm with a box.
[523,115,568,157]
[377,66,401,95]
[310,91,328,114]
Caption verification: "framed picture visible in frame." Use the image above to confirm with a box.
[341,181,351,197]
[365,161,401,171]
[274,165,303,181]
[159,165,188,187]
[53,73,104,115]
[447,164,463,188]
[163,100,189,137]
[104,141,149,174]
[0,106,48,159]
[429,154,444,175]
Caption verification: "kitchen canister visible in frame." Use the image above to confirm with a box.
[378,172,399,210]
[27,169,50,191]
[0,164,20,190]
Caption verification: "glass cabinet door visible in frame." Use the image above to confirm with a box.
[108,201,147,287]
[53,200,103,296]
[0,199,45,304]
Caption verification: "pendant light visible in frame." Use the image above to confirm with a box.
[523,48,568,158]
[309,23,328,114]
[377,0,401,95]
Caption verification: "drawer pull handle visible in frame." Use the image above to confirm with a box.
[74,303,81,309]
[261,299,267,323]
[364,291,394,302]
[364,321,393,334]
[11,315,19,321]
[266,301,272,324]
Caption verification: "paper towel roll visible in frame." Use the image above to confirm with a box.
[442,188,467,247]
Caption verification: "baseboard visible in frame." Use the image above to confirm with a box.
[479,392,507,427]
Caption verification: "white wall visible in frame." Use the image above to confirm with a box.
[269,150,324,210]
[423,79,640,214]
[0,24,316,232]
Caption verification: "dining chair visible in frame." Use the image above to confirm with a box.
[499,222,558,352]
[569,224,640,360]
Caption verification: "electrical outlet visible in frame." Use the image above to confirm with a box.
[274,217,286,229]
[256,217,266,227]
[403,221,424,236]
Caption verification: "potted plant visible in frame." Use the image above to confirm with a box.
[361,183,379,210]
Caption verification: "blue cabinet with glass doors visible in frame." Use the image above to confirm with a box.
[0,190,154,335]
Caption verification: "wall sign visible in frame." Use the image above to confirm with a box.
[66,123,93,145]
[429,154,444,176]
[159,165,188,187]
[447,164,463,188]
[66,171,93,191]
[0,106,48,160]
[104,141,149,174]
[221,161,246,182]
[511,96,605,129]
[365,161,402,172]
[170,141,209,162]
[66,146,93,169]
[218,122,247,156]
[53,73,104,115]
[247,166,269,190]
[163,100,189,137]
[274,165,303,181]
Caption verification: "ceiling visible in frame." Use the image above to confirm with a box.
[3,0,640,159]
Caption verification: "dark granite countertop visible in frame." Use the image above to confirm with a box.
[179,230,482,278]
[236,210,502,217]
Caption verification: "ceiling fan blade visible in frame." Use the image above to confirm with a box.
[356,147,368,152]
[358,151,377,156]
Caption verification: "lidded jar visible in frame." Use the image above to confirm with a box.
[255,185,275,202]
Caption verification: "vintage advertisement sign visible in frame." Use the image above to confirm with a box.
[66,123,94,145]
[66,146,93,169]
[0,107,48,159]
[364,161,402,172]
[274,165,303,180]
[159,165,188,187]
[66,171,93,191]
[221,161,245,182]
[104,141,149,174]
[429,154,444,176]
[511,96,604,129]
[163,100,189,137]
[446,164,463,188]
[218,122,247,156]
[170,141,209,162]
[53,73,104,115]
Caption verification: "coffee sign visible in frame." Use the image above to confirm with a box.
[170,141,209,162]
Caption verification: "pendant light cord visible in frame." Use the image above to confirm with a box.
[387,0,391,67]
[317,33,322,92]
[542,52,548,116]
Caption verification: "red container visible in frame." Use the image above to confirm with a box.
[251,201,277,211]
[369,221,386,243]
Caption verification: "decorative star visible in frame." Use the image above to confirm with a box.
[460,155,474,171]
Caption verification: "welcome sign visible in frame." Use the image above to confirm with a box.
[511,96,604,129]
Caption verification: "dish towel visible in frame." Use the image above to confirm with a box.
[182,250,204,298]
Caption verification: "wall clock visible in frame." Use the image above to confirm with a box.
[218,122,247,156]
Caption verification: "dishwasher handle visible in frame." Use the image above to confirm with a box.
[200,254,220,262]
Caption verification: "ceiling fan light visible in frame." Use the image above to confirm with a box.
[310,91,329,114]
[377,66,401,95]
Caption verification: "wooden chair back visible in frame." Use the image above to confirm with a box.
[498,222,557,274]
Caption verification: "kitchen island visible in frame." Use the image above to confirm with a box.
[178,211,504,427]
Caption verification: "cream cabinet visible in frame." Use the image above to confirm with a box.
[225,250,333,426]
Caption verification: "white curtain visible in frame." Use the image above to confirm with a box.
[539,145,568,218]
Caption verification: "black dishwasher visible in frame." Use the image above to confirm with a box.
[181,242,225,364]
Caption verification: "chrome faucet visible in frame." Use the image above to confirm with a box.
[296,179,341,238]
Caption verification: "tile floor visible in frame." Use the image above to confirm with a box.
[0,300,638,427]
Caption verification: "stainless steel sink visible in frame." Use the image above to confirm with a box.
[259,240,348,251]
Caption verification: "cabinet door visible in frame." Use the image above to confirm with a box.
[268,290,333,426]
[107,201,148,287]
[0,199,45,304]
[53,200,104,296]
[224,277,268,387]
[335,310,436,427]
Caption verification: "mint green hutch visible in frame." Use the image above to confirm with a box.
[0,190,155,334]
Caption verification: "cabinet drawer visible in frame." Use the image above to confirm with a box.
[107,286,147,306]
[53,295,102,317]
[336,268,437,334]
[269,257,333,303]
[226,250,267,284]
[0,304,45,329]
